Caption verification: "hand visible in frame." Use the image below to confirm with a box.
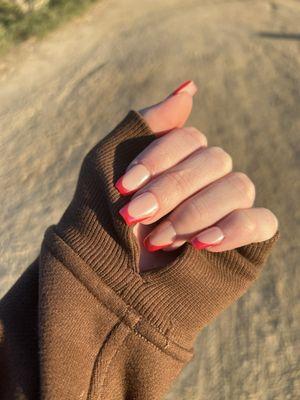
[55,82,279,346]
[115,81,278,271]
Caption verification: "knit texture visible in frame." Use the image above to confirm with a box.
[56,110,279,346]
[0,111,279,399]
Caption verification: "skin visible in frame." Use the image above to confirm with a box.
[116,81,278,272]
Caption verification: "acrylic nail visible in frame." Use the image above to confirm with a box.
[172,80,197,96]
[115,164,151,195]
[119,192,159,226]
[143,221,176,252]
[191,227,224,250]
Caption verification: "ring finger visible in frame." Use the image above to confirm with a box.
[143,172,256,251]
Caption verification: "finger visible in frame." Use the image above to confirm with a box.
[143,172,255,251]
[140,80,197,134]
[162,239,186,252]
[190,208,278,252]
[118,147,233,225]
[115,127,207,195]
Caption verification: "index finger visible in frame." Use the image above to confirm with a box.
[115,126,207,195]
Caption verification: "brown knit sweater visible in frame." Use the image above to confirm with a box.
[0,111,278,400]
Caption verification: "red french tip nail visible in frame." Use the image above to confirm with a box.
[191,239,221,250]
[119,206,147,226]
[118,206,132,225]
[172,80,192,96]
[143,236,173,252]
[191,239,210,250]
[115,177,132,196]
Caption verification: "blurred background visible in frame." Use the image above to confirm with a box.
[0,0,299,398]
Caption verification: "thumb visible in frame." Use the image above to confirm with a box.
[140,80,197,135]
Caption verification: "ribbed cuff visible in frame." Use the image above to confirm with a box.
[56,110,156,274]
[53,110,279,348]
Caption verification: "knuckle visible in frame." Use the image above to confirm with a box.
[189,196,208,220]
[208,146,233,172]
[184,126,208,147]
[230,172,256,203]
[165,169,190,193]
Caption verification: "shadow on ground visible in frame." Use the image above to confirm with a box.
[0,0,299,399]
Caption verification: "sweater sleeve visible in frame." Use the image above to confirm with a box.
[0,111,279,400]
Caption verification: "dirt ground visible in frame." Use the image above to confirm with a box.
[0,0,299,398]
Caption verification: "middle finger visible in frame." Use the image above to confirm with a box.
[119,146,232,225]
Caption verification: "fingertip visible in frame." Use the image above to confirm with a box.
[190,227,225,251]
[140,81,197,133]
[162,240,186,251]
[171,80,198,97]
[115,177,131,196]
[256,207,279,240]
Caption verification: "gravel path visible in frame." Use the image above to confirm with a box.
[1,0,299,398]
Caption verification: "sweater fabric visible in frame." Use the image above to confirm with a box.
[0,111,279,399]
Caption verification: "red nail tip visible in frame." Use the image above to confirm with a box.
[172,80,192,96]
[191,240,210,250]
[118,206,135,225]
[119,206,147,226]
[143,236,173,252]
[191,239,221,250]
[115,177,132,195]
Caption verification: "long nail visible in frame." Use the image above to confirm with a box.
[172,80,197,96]
[119,192,159,226]
[115,164,151,195]
[191,227,224,250]
[144,221,176,252]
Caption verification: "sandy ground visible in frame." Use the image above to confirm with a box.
[0,0,299,398]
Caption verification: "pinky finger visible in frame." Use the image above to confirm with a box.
[190,208,278,252]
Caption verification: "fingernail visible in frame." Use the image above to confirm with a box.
[191,227,224,250]
[144,221,176,252]
[115,164,151,195]
[172,80,197,96]
[119,192,159,225]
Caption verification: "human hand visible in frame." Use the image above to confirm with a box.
[56,82,279,344]
[115,81,278,271]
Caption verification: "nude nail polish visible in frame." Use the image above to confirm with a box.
[119,192,159,226]
[191,227,224,250]
[172,80,197,96]
[144,221,176,252]
[115,164,151,195]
